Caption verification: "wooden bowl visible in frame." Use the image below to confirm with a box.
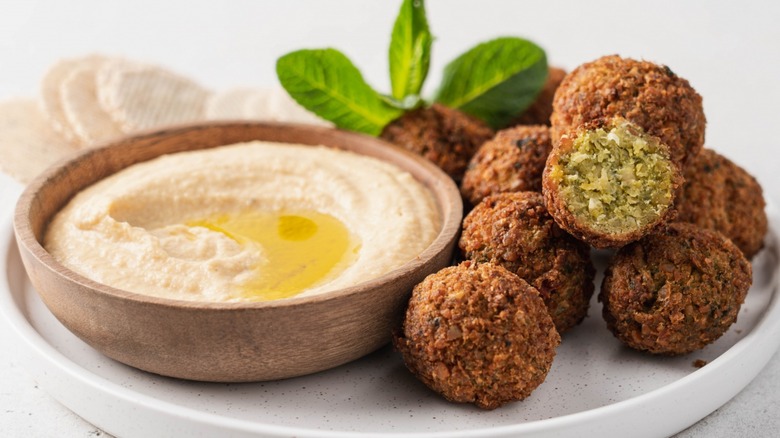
[13,122,462,382]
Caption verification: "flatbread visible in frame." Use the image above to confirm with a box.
[204,88,258,120]
[0,98,78,184]
[241,88,275,120]
[97,60,211,131]
[243,87,331,126]
[39,55,106,144]
[61,64,124,146]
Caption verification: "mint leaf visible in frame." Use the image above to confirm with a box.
[389,0,433,100]
[434,37,548,129]
[277,49,403,136]
[380,93,424,111]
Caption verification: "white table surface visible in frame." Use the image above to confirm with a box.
[1,1,778,436]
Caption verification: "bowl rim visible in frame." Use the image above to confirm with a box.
[13,121,463,310]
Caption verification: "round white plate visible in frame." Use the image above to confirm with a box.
[1,210,779,438]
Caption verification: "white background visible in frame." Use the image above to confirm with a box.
[1,0,778,436]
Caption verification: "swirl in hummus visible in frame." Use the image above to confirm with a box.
[44,141,441,302]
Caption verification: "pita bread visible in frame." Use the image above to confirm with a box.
[97,60,211,131]
[0,99,78,184]
[241,88,276,120]
[205,88,258,120]
[243,87,330,126]
[61,64,124,146]
[39,55,106,144]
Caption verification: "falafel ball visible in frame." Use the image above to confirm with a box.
[513,66,567,126]
[460,125,552,207]
[551,55,705,168]
[380,103,494,181]
[459,191,595,333]
[543,117,683,249]
[395,261,560,410]
[600,222,752,355]
[676,148,767,258]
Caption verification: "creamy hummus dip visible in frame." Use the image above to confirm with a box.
[44,141,440,302]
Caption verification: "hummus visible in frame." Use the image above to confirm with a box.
[44,141,441,302]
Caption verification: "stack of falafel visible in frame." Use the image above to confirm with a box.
[393,55,767,410]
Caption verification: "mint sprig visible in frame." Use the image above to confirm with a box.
[276,49,403,136]
[434,37,548,129]
[389,0,433,101]
[275,0,548,135]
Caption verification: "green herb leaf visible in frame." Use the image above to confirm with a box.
[380,93,424,111]
[434,37,548,129]
[276,49,403,136]
[389,0,433,100]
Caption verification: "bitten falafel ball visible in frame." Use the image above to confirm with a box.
[543,117,683,249]
[459,192,595,333]
[395,261,560,410]
[513,66,567,126]
[380,103,494,181]
[600,223,752,355]
[460,125,552,207]
[676,148,767,258]
[551,55,705,168]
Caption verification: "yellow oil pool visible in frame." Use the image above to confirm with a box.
[189,211,360,301]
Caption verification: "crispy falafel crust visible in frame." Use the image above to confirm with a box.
[600,223,752,355]
[380,103,494,181]
[513,66,567,126]
[677,148,767,258]
[394,261,560,410]
[551,55,705,167]
[460,125,552,207]
[543,118,683,249]
[459,192,595,333]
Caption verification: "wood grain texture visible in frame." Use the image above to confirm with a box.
[13,121,462,382]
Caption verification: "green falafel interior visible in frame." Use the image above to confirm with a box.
[548,119,677,235]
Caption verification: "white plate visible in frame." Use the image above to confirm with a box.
[1,209,779,438]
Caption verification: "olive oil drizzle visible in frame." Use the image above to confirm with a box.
[189,211,360,301]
